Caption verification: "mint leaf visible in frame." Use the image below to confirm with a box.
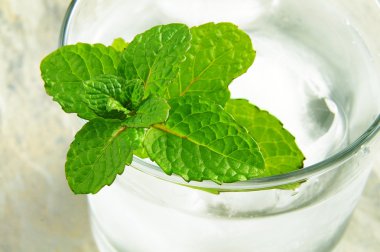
[82,75,145,118]
[41,43,121,119]
[82,74,130,119]
[111,37,128,52]
[131,129,149,159]
[121,79,144,110]
[105,98,129,115]
[134,147,149,159]
[65,119,144,194]
[144,95,265,183]
[167,23,255,105]
[118,24,191,96]
[225,99,304,177]
[124,96,170,127]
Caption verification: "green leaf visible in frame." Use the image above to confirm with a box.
[134,147,149,159]
[82,75,145,118]
[82,74,130,119]
[122,79,144,110]
[65,119,144,194]
[131,129,150,159]
[106,98,129,115]
[225,99,304,177]
[111,37,128,52]
[167,22,255,105]
[118,23,191,96]
[144,95,265,183]
[124,96,170,127]
[41,43,121,119]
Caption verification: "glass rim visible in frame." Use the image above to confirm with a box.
[59,0,380,191]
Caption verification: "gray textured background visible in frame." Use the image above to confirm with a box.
[0,0,379,251]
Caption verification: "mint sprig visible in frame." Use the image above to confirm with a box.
[41,22,304,194]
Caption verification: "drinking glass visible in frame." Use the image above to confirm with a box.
[60,0,380,251]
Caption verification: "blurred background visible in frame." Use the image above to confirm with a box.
[0,0,379,251]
